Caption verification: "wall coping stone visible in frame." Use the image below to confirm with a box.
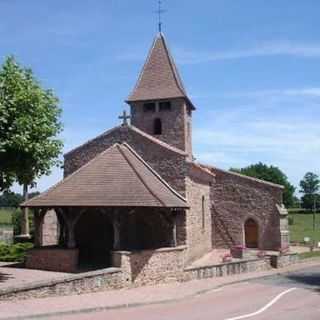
[0,267,121,296]
[112,245,188,255]
[184,257,267,272]
[205,165,284,189]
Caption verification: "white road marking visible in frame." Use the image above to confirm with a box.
[224,287,297,320]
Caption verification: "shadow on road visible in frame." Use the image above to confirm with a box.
[285,272,320,293]
[0,271,13,283]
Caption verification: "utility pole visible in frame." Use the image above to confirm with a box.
[312,194,317,251]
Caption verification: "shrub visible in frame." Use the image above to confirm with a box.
[0,242,33,262]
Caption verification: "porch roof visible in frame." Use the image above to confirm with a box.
[21,143,188,209]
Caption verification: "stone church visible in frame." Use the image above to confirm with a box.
[23,33,289,282]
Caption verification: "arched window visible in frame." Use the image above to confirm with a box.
[153,118,162,135]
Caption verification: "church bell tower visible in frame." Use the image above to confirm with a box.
[126,33,195,159]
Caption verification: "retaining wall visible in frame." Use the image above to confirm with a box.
[183,258,272,281]
[270,253,299,268]
[0,226,13,245]
[0,268,122,301]
[112,246,187,286]
[26,247,79,273]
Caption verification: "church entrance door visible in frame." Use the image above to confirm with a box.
[244,218,258,248]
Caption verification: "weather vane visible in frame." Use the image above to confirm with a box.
[156,0,166,33]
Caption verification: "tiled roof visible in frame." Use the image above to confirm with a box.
[22,143,188,208]
[127,33,195,110]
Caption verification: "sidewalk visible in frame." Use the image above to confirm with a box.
[0,259,319,320]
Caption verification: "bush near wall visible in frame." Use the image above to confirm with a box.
[0,242,33,262]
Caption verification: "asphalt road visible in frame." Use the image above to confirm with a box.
[56,266,320,320]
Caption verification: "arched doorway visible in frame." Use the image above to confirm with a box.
[244,218,259,248]
[75,210,114,268]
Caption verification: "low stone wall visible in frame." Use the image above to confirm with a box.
[269,253,299,268]
[112,246,187,286]
[0,267,122,301]
[0,226,13,244]
[183,258,272,281]
[26,247,79,273]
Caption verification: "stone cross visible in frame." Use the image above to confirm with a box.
[118,110,130,126]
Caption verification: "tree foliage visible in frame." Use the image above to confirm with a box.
[0,191,39,207]
[299,172,320,210]
[299,172,320,195]
[0,56,63,191]
[230,162,296,207]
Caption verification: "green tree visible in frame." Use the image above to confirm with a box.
[0,56,63,235]
[0,191,23,207]
[0,191,39,208]
[299,172,320,210]
[230,162,296,207]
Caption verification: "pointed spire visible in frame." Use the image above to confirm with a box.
[127,34,195,110]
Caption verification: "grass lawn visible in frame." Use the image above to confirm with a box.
[299,251,320,259]
[289,212,320,244]
[0,208,14,225]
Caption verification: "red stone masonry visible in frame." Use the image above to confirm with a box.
[208,166,283,251]
[64,125,188,196]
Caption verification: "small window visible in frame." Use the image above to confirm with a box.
[159,101,171,111]
[201,196,205,230]
[143,103,156,112]
[153,118,162,135]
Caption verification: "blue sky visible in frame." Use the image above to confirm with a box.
[1,0,319,194]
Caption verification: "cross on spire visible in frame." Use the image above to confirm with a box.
[156,0,166,33]
[118,110,130,126]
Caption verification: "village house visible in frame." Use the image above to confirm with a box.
[22,32,290,284]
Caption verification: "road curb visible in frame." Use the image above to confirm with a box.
[1,258,320,320]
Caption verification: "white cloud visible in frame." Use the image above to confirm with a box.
[227,88,320,99]
[174,42,320,64]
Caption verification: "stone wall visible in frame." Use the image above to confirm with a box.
[185,166,213,263]
[212,168,283,251]
[0,268,123,301]
[112,246,187,286]
[42,210,58,246]
[270,253,299,268]
[130,98,193,158]
[183,258,272,281]
[64,125,187,196]
[26,247,79,273]
[0,226,13,244]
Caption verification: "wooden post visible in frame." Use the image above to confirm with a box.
[33,209,47,247]
[21,184,30,236]
[172,212,177,247]
[112,211,121,250]
[60,209,83,249]
[56,210,66,246]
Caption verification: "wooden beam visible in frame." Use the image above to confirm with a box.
[33,208,47,247]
